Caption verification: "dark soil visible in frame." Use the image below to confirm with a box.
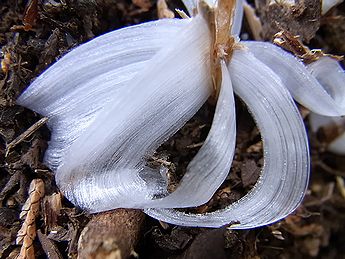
[1,0,345,258]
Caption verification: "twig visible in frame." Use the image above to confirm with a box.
[5,117,48,157]
[186,142,204,149]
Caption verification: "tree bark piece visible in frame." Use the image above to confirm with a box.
[77,209,145,259]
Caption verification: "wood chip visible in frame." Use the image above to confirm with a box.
[157,0,174,19]
[42,193,62,232]
[78,209,145,259]
[23,0,39,31]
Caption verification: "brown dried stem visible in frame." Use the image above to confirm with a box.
[199,0,236,98]
[273,30,343,64]
[16,179,45,259]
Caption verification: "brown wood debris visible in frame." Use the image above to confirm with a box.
[255,0,321,42]
[11,0,39,31]
[273,30,343,63]
[5,117,48,157]
[77,209,145,259]
[42,193,62,232]
[16,179,45,259]
[157,0,175,19]
[316,119,345,145]
[23,0,39,31]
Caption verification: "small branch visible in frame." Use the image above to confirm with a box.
[5,117,48,157]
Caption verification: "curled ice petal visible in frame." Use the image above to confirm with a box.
[307,57,345,106]
[307,57,345,154]
[146,49,310,229]
[51,14,217,211]
[245,41,345,116]
[17,19,188,113]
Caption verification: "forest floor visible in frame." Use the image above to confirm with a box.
[1,0,345,258]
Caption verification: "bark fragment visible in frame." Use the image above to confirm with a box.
[42,192,62,232]
[77,209,145,259]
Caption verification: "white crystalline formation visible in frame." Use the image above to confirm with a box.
[17,0,345,228]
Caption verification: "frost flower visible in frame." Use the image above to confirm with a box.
[17,0,345,229]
